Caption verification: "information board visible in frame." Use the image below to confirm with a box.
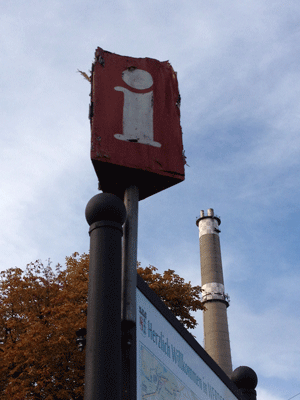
[136,288,239,400]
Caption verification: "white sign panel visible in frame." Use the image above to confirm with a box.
[137,288,239,400]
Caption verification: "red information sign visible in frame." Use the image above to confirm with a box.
[90,47,185,200]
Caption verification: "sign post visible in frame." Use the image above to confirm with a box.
[121,185,139,399]
[121,185,139,325]
[87,47,185,399]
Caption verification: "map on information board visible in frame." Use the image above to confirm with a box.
[140,343,199,400]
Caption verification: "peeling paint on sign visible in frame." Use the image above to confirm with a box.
[90,47,185,200]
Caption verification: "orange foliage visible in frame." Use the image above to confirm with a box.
[0,253,88,399]
[137,264,204,330]
[0,253,203,398]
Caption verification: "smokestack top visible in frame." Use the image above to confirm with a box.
[196,208,221,227]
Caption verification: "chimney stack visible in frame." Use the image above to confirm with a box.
[196,209,232,377]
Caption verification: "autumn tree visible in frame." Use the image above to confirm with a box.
[0,253,88,399]
[137,264,204,329]
[0,253,203,399]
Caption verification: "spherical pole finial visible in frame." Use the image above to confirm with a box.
[85,193,127,226]
[231,366,258,400]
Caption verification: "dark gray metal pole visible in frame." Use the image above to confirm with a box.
[84,193,126,400]
[122,185,139,323]
[121,185,139,400]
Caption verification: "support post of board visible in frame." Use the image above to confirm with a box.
[84,193,126,400]
[122,185,139,323]
[122,185,139,400]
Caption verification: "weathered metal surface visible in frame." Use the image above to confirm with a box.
[90,47,185,200]
[201,282,230,306]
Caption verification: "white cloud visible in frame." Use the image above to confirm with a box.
[230,299,300,381]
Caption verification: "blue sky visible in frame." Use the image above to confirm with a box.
[1,1,300,399]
